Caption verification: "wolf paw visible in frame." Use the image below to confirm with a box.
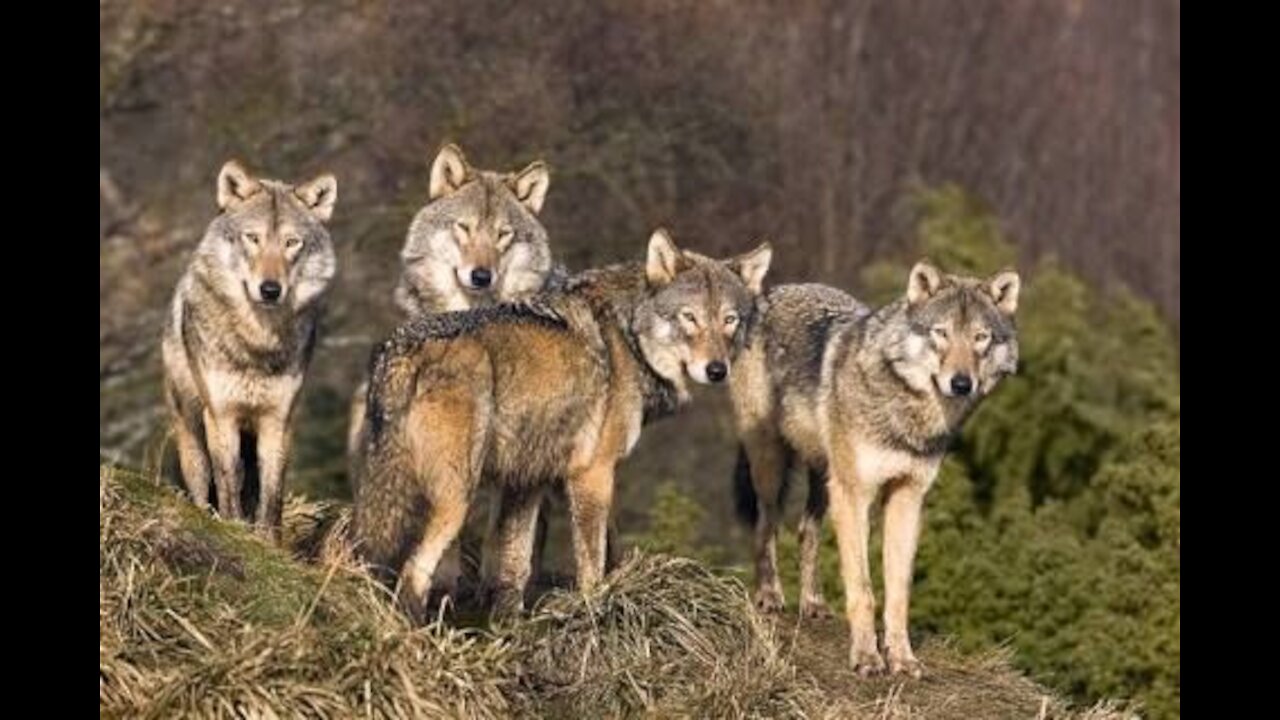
[798,595,833,619]
[886,648,924,678]
[484,584,526,622]
[754,586,786,614]
[850,645,886,676]
[253,522,281,546]
[397,587,431,626]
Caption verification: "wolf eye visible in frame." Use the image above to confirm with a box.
[724,314,739,326]
[974,331,991,343]
[930,326,949,341]
[680,310,699,325]
[497,227,515,242]
[285,236,302,249]
[454,220,472,235]
[243,232,260,245]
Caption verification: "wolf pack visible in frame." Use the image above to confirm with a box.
[161,145,1022,678]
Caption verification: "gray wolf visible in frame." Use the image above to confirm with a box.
[353,229,771,621]
[162,160,338,540]
[729,261,1020,677]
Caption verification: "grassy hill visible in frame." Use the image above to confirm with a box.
[100,466,1136,719]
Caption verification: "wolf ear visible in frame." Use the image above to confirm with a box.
[295,173,338,223]
[217,160,260,210]
[509,160,550,214]
[986,269,1021,315]
[730,241,773,295]
[907,261,944,306]
[646,228,682,286]
[429,144,471,200]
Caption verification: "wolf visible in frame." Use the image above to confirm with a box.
[346,143,576,599]
[729,261,1020,677]
[162,160,338,540]
[353,229,772,621]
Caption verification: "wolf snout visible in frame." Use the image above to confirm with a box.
[259,280,283,303]
[949,374,973,397]
[706,360,728,383]
[470,267,493,289]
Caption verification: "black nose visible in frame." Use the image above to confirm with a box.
[470,268,493,288]
[950,374,973,396]
[706,361,728,383]
[260,280,282,302]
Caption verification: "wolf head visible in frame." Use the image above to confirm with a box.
[399,144,552,312]
[634,229,772,393]
[889,260,1020,400]
[197,160,338,311]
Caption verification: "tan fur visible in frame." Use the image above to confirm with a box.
[354,231,769,621]
[347,144,566,603]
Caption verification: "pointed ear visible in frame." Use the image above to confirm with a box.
[294,173,338,223]
[986,269,1021,315]
[508,160,550,214]
[906,260,944,306]
[730,241,773,295]
[217,160,260,210]
[429,144,471,199]
[646,228,682,286]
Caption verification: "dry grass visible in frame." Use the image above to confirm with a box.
[100,466,517,719]
[510,554,819,718]
[100,465,1138,719]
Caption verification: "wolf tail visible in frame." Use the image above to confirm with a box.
[364,338,420,445]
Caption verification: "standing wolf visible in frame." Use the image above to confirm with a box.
[354,229,771,620]
[729,261,1020,677]
[162,160,338,540]
[346,143,569,598]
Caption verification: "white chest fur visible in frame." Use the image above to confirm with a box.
[852,440,942,488]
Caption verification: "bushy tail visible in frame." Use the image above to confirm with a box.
[733,445,758,526]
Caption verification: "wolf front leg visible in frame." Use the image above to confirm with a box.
[566,461,616,592]
[881,475,931,678]
[826,443,884,675]
[168,396,212,508]
[203,409,244,521]
[253,409,294,543]
[742,432,789,613]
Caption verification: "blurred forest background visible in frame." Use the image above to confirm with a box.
[100,1,1179,717]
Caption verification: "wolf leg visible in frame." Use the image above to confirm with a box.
[400,498,469,625]
[345,381,369,497]
[798,464,833,619]
[482,485,545,618]
[882,476,929,678]
[203,410,244,521]
[827,456,883,675]
[253,410,292,543]
[396,378,486,623]
[169,400,212,509]
[528,493,552,583]
[566,463,615,592]
[743,432,788,613]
